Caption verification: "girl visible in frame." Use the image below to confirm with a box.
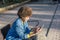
[6,6,40,40]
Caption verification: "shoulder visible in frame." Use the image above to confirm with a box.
[15,18,23,26]
[12,18,22,26]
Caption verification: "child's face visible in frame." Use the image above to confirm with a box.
[25,16,30,22]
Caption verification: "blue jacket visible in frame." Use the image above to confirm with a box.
[6,18,31,40]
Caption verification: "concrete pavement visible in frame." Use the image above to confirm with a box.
[25,3,60,40]
[0,2,60,40]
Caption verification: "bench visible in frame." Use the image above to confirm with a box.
[0,24,11,40]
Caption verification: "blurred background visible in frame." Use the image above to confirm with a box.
[0,0,60,40]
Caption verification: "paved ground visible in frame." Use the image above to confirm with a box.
[0,2,60,40]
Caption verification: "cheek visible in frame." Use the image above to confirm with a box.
[26,18,29,20]
[26,18,29,21]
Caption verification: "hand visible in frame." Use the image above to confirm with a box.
[36,27,41,32]
[32,27,41,33]
[29,32,36,37]
[29,27,41,38]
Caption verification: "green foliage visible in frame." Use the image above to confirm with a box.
[0,0,27,8]
[4,0,27,5]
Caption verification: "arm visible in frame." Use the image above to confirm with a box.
[16,26,28,39]
[16,20,29,39]
[25,22,35,38]
[25,22,41,38]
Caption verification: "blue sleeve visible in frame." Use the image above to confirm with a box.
[16,20,28,39]
[25,22,31,34]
